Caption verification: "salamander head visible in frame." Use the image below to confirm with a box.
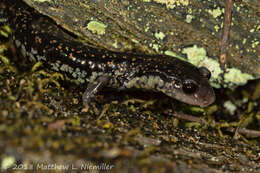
[124,57,215,107]
[124,58,215,107]
[158,64,215,107]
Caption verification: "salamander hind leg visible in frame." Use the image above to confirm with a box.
[82,76,110,110]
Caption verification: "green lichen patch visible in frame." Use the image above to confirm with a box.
[182,45,206,66]
[87,21,107,35]
[153,0,189,9]
[207,7,223,18]
[199,58,222,88]
[185,14,194,23]
[182,46,222,88]
[164,50,187,62]
[182,45,255,88]
[154,31,166,40]
[224,68,254,86]
[1,156,15,170]
[149,43,160,52]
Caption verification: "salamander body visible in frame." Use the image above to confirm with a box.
[0,0,215,107]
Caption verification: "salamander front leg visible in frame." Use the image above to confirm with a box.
[82,76,110,110]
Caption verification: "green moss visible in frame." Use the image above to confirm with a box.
[0,26,11,38]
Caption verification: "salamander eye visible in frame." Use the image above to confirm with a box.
[199,67,211,80]
[182,79,198,94]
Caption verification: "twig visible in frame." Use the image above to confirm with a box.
[172,111,206,125]
[172,111,260,138]
[220,0,233,70]
[227,127,260,137]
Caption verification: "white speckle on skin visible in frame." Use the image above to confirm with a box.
[124,75,164,90]
[88,72,104,83]
[60,64,74,74]
[51,62,60,71]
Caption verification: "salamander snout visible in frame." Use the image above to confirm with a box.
[192,79,216,107]
[195,67,216,107]
[181,77,215,107]
[160,66,215,107]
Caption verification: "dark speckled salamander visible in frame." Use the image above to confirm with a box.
[0,0,215,107]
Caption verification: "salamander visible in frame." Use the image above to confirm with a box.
[0,0,215,107]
